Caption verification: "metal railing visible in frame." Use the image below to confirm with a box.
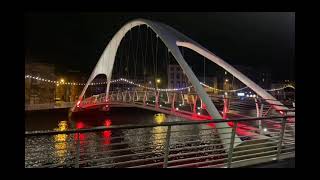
[25,115,295,168]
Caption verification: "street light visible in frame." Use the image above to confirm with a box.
[156,78,161,84]
[60,78,65,84]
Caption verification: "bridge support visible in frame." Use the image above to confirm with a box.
[193,95,198,115]
[155,91,160,109]
[254,98,264,134]
[223,97,229,119]
[135,91,139,102]
[143,91,147,106]
[181,93,185,105]
[171,93,176,111]
[73,18,292,151]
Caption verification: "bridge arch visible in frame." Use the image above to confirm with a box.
[72,18,291,147]
[74,18,286,114]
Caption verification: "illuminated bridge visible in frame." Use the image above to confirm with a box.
[25,19,295,168]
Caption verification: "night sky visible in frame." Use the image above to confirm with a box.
[25,12,295,80]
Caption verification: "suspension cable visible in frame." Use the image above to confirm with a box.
[144,26,149,85]
[150,28,156,89]
[203,56,206,83]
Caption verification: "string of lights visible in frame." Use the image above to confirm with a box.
[25,74,294,92]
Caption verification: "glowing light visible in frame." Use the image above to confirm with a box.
[104,119,112,127]
[76,121,85,129]
[263,128,268,132]
[156,79,161,83]
[197,107,201,110]
[159,104,162,107]
[154,113,166,124]
[179,104,182,106]
[60,79,64,83]
[225,79,229,82]
[237,93,245,96]
[197,112,201,115]
[176,107,179,110]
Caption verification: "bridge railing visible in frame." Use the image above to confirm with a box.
[25,115,295,168]
[78,90,295,120]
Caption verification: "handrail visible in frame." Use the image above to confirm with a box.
[25,115,294,136]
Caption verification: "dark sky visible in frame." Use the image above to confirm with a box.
[25,12,295,80]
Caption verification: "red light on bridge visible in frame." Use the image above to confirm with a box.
[76,100,81,107]
[76,121,85,129]
[104,119,112,127]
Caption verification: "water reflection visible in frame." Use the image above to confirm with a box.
[151,114,167,153]
[26,108,223,167]
[53,121,68,163]
[103,119,112,145]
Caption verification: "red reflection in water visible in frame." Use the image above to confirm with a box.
[74,121,86,141]
[103,119,112,145]
[74,133,85,141]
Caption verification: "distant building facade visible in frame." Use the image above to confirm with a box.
[55,70,87,102]
[25,63,56,104]
[167,64,190,89]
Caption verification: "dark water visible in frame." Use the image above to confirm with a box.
[25,107,223,168]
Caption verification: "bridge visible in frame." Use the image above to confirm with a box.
[25,18,295,168]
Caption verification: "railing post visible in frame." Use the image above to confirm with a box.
[259,103,264,134]
[143,91,147,106]
[163,125,171,168]
[227,121,238,168]
[166,91,170,104]
[155,91,159,108]
[277,116,287,161]
[181,93,185,105]
[172,93,176,111]
[75,132,80,168]
[223,97,229,119]
[193,95,198,114]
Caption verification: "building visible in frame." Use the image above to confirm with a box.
[25,63,56,104]
[167,64,190,89]
[232,65,272,89]
[55,70,87,102]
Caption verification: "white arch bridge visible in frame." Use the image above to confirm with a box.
[22,18,295,168]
